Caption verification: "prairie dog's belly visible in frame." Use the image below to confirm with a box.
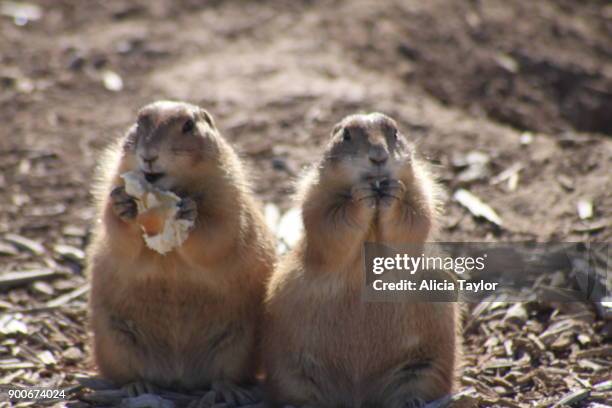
[288,281,422,382]
[110,254,229,348]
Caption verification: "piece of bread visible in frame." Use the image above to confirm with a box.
[121,170,193,254]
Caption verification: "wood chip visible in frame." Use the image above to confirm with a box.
[519,132,533,145]
[102,70,123,92]
[0,241,19,256]
[552,388,590,407]
[557,175,575,191]
[264,203,280,233]
[37,350,57,366]
[0,315,28,335]
[32,281,55,296]
[0,1,42,22]
[504,303,527,324]
[577,359,604,372]
[551,332,573,350]
[593,379,612,392]
[453,189,503,227]
[491,163,522,185]
[575,345,612,359]
[53,244,85,262]
[4,233,45,255]
[62,225,86,237]
[527,333,546,352]
[577,199,593,220]
[572,221,608,233]
[0,268,57,289]
[276,207,303,252]
[44,284,90,308]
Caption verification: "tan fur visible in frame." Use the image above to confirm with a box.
[87,101,276,390]
[263,113,461,407]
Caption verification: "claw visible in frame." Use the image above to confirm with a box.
[177,197,197,223]
[111,186,138,220]
[121,380,156,397]
[404,397,426,408]
[209,381,262,408]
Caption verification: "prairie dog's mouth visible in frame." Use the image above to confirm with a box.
[361,171,391,183]
[143,172,165,183]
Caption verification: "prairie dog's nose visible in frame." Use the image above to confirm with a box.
[141,155,158,166]
[369,145,388,165]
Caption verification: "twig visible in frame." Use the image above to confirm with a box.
[45,284,90,308]
[0,269,58,289]
[552,388,591,407]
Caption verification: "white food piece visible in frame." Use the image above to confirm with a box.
[121,171,194,254]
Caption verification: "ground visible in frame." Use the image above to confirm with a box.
[0,0,610,407]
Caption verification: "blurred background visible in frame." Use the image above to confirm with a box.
[0,0,610,406]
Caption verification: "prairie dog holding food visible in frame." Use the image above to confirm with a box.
[263,113,461,407]
[87,101,275,393]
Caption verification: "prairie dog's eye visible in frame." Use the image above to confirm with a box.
[182,119,195,134]
[391,128,398,141]
[342,128,351,142]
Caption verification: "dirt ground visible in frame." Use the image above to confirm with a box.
[0,0,610,407]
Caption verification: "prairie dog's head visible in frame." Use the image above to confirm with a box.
[121,100,222,190]
[319,113,414,186]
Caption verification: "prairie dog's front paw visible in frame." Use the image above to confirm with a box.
[376,179,406,208]
[177,197,197,224]
[351,181,378,209]
[110,186,137,221]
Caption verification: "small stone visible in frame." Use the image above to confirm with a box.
[63,347,84,363]
[68,53,86,71]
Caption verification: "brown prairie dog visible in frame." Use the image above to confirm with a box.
[87,101,276,391]
[263,113,461,407]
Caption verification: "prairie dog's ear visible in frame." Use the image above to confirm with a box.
[122,124,138,152]
[198,108,215,129]
[331,122,342,136]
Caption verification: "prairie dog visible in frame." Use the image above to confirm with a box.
[263,113,460,407]
[87,101,276,391]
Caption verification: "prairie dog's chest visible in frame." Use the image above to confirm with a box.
[113,253,223,319]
